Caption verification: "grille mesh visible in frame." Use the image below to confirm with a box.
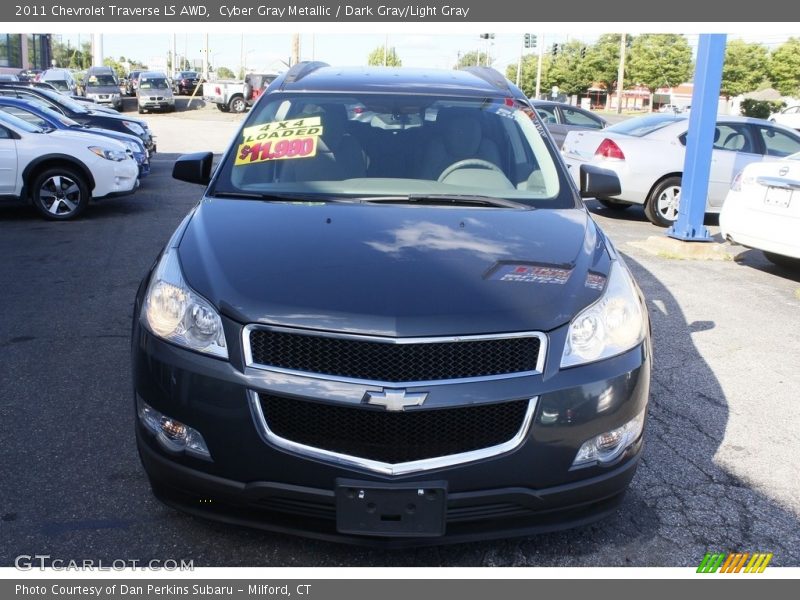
[259,394,530,464]
[248,329,541,382]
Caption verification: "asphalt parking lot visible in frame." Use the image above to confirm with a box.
[1,106,799,567]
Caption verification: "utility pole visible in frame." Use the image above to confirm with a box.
[534,32,544,99]
[616,34,626,114]
[383,34,388,66]
[291,34,300,67]
[516,37,523,87]
[202,33,209,80]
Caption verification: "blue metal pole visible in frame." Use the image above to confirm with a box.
[667,33,727,242]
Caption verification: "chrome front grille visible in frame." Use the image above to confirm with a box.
[243,325,546,385]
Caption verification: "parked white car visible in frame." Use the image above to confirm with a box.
[0,111,138,220]
[769,106,800,131]
[720,151,800,268]
[562,114,800,226]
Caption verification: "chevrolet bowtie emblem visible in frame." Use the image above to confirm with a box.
[364,388,428,411]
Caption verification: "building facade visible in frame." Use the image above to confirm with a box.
[0,34,52,74]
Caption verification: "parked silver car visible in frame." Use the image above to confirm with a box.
[136,71,175,114]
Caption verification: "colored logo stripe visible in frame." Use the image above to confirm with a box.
[697,552,772,573]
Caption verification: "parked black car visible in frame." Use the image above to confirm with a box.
[132,63,650,546]
[172,70,201,95]
[0,84,155,153]
[531,100,608,148]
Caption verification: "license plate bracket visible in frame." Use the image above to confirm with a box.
[335,479,447,537]
[764,186,792,208]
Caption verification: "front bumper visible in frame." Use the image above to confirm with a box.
[133,314,651,545]
[91,157,140,199]
[139,98,175,111]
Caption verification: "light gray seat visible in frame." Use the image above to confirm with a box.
[417,108,501,181]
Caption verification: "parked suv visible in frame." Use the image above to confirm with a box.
[39,68,78,95]
[82,66,123,110]
[136,71,175,113]
[0,110,138,219]
[133,63,651,545]
[172,71,201,95]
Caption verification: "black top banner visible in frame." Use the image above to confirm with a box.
[5,0,800,22]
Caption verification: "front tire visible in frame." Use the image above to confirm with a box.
[645,176,682,227]
[30,167,90,220]
[228,96,246,113]
[216,103,229,112]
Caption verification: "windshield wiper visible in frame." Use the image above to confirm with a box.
[210,191,348,203]
[364,194,530,209]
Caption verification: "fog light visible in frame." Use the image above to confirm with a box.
[137,397,211,460]
[572,410,645,468]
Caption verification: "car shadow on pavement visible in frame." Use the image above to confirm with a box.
[585,199,721,228]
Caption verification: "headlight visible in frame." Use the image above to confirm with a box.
[122,120,145,135]
[561,261,645,367]
[88,145,128,161]
[123,140,140,154]
[142,246,228,359]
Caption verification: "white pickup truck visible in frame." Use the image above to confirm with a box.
[202,73,278,113]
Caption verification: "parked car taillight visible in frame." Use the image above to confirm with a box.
[730,170,744,192]
[595,138,625,161]
[215,86,221,95]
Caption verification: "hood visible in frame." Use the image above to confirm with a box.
[177,200,611,336]
[47,128,127,151]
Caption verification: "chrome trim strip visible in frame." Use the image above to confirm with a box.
[242,324,547,387]
[248,391,538,476]
[756,176,800,191]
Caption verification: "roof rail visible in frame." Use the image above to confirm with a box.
[280,61,330,89]
[461,66,528,103]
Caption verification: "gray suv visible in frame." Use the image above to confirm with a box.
[82,66,123,110]
[136,71,175,113]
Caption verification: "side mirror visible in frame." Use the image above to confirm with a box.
[579,164,621,199]
[173,152,214,185]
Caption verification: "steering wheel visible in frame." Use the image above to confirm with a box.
[437,159,504,182]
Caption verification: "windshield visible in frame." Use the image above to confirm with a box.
[40,104,78,127]
[180,72,198,78]
[139,79,168,90]
[0,110,45,133]
[213,93,572,208]
[607,114,685,137]
[32,88,88,114]
[86,74,117,87]
[43,79,70,92]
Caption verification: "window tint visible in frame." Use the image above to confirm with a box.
[0,125,11,139]
[757,126,800,157]
[0,106,48,128]
[607,115,684,137]
[712,123,756,153]
[561,108,603,129]
[535,106,557,124]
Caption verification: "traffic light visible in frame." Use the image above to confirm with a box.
[580,46,586,58]
[524,34,537,49]
[552,43,559,57]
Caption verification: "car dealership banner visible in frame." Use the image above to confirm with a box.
[3,0,799,22]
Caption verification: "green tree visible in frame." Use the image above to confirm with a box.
[506,53,536,96]
[769,37,800,96]
[541,40,593,97]
[627,34,693,111]
[456,50,489,69]
[584,34,632,108]
[367,46,402,67]
[216,66,236,79]
[721,40,769,98]
[51,39,92,70]
[102,57,125,79]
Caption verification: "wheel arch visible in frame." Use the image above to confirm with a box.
[22,154,95,200]
[645,172,683,205]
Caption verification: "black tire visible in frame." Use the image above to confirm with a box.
[138,107,144,114]
[228,96,246,113]
[763,251,800,270]
[30,167,90,220]
[597,198,631,211]
[645,176,683,227]
[216,103,229,112]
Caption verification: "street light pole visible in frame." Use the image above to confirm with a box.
[534,32,544,99]
[616,34,626,114]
